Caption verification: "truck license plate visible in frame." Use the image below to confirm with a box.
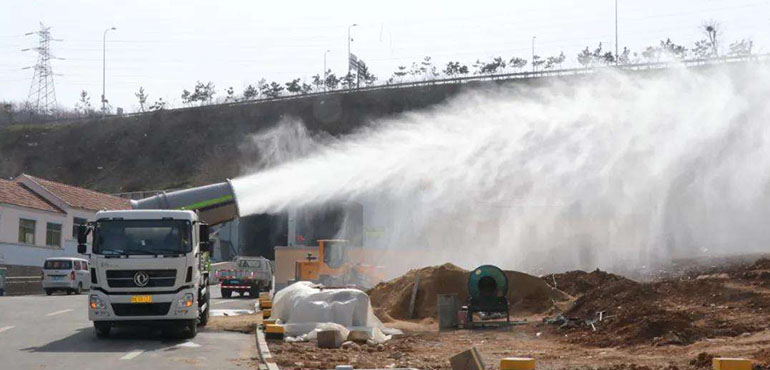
[130,295,152,303]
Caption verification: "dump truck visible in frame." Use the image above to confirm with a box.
[216,256,273,297]
[77,182,240,338]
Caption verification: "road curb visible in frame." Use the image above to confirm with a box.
[255,324,280,370]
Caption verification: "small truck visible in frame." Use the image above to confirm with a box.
[216,256,272,298]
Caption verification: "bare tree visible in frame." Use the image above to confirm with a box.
[135,87,148,112]
[728,39,753,56]
[693,20,720,58]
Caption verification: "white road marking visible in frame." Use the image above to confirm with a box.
[212,299,234,305]
[176,341,201,348]
[120,350,144,360]
[46,309,73,317]
[0,326,15,333]
[210,309,254,317]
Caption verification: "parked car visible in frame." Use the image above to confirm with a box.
[42,257,90,295]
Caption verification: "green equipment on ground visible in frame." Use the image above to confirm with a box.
[465,264,509,326]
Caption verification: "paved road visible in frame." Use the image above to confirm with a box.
[0,285,258,369]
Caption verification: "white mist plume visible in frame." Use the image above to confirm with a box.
[232,64,770,274]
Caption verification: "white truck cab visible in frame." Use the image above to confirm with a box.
[80,209,212,338]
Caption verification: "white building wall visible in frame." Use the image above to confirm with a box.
[0,204,96,267]
[0,203,68,247]
[0,240,78,267]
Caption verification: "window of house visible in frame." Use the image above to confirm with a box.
[46,223,62,247]
[18,219,36,244]
[72,217,88,238]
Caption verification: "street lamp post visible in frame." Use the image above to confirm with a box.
[347,23,357,75]
[531,36,536,72]
[102,27,116,114]
[615,0,619,64]
[323,49,331,91]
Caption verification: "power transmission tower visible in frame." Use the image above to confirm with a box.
[22,23,63,116]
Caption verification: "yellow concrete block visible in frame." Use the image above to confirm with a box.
[713,358,752,370]
[262,309,271,318]
[264,318,277,325]
[264,324,285,339]
[259,299,272,309]
[259,292,271,299]
[501,357,536,370]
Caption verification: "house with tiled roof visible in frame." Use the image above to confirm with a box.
[0,174,130,269]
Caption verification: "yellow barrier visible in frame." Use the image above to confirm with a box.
[713,358,753,370]
[501,357,536,370]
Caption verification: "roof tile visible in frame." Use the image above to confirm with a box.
[0,179,64,213]
[21,175,132,211]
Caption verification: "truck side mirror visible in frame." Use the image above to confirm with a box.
[77,225,89,254]
[199,224,210,243]
[77,225,88,244]
[199,224,211,253]
[200,241,212,254]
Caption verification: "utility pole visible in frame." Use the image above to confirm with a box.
[615,0,619,64]
[347,23,357,75]
[324,49,331,91]
[22,22,62,116]
[102,27,116,115]
[531,36,536,72]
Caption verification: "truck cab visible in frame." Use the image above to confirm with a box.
[79,209,211,338]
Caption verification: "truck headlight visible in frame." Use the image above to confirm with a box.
[178,293,194,308]
[89,295,106,309]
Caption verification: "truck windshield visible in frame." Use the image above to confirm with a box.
[93,220,192,255]
[238,260,262,268]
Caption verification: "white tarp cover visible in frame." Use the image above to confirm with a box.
[272,281,393,343]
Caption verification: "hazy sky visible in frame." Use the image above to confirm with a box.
[1,0,768,111]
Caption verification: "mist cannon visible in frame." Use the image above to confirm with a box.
[131,180,239,226]
[464,264,510,326]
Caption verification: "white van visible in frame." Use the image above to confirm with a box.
[42,257,90,295]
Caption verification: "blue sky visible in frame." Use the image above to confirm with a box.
[1,0,768,111]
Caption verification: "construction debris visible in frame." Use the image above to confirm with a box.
[318,329,345,349]
[449,347,485,370]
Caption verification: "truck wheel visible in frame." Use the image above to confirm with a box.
[94,322,111,338]
[221,289,231,298]
[66,289,73,295]
[75,283,82,295]
[182,320,197,339]
[45,289,52,296]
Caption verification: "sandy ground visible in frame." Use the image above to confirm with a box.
[266,256,770,370]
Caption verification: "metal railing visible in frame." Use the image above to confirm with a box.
[10,53,770,126]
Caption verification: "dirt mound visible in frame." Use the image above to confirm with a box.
[557,271,770,347]
[542,269,634,297]
[369,263,569,320]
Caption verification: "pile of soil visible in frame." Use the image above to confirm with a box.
[555,261,770,347]
[369,263,570,320]
[541,269,635,297]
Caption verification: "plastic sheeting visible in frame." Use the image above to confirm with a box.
[272,281,397,343]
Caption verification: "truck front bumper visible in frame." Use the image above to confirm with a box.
[88,288,198,322]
